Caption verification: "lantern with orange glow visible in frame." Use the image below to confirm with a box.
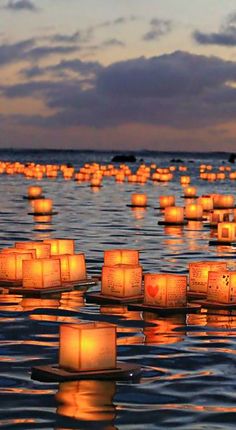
[22,258,61,289]
[90,177,102,187]
[185,203,203,220]
[197,195,213,211]
[15,241,51,258]
[131,194,147,207]
[209,210,230,226]
[207,271,236,304]
[59,322,116,372]
[144,273,187,307]
[164,206,184,224]
[213,194,234,209]
[0,251,34,282]
[102,264,142,298]
[189,261,227,294]
[217,222,236,242]
[104,249,139,266]
[27,186,43,199]
[183,186,197,198]
[44,238,75,256]
[56,380,116,422]
[159,195,175,208]
[180,176,190,186]
[32,198,53,214]
[53,254,86,282]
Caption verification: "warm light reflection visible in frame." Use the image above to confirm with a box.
[143,313,185,345]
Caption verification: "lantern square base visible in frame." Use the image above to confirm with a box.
[22,195,45,200]
[158,221,188,226]
[181,195,199,199]
[127,302,201,315]
[0,279,22,287]
[63,278,98,289]
[85,292,144,304]
[8,285,73,297]
[31,362,141,382]
[185,217,205,221]
[195,300,236,310]
[28,211,58,216]
[203,223,217,229]
[126,204,151,208]
[208,240,236,246]
[187,291,207,300]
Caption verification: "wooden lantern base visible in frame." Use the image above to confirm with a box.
[126,204,150,208]
[127,302,201,315]
[28,211,58,216]
[181,195,199,199]
[23,195,45,200]
[208,240,236,246]
[187,291,207,300]
[0,279,22,287]
[7,285,73,297]
[31,362,141,382]
[158,221,188,226]
[85,292,144,305]
[63,278,97,289]
[194,300,236,310]
[185,217,204,221]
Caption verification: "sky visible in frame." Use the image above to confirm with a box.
[1,0,236,151]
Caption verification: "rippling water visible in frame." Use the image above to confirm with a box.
[0,150,236,430]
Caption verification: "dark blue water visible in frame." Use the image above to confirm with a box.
[0,150,236,430]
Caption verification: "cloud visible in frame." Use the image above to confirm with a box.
[3,51,236,131]
[21,58,103,78]
[193,11,236,46]
[101,38,125,47]
[4,0,38,12]
[143,18,172,41]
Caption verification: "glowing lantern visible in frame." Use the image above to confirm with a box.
[185,203,203,220]
[53,254,86,282]
[15,241,51,258]
[59,322,116,372]
[0,251,34,281]
[102,265,142,298]
[217,222,236,242]
[27,186,43,199]
[184,186,197,197]
[189,261,227,294]
[22,258,61,289]
[104,249,139,266]
[159,195,175,208]
[90,177,102,187]
[209,210,230,226]
[197,195,213,211]
[33,198,53,214]
[214,194,234,209]
[131,194,147,207]
[44,238,75,256]
[180,176,190,185]
[164,206,184,224]
[144,273,187,307]
[207,271,236,304]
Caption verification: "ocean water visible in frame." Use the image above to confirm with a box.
[0,150,236,430]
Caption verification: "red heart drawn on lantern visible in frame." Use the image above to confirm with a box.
[147,284,159,297]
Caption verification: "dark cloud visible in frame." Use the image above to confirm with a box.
[143,18,172,41]
[193,11,236,46]
[3,51,236,131]
[101,38,125,47]
[4,0,38,12]
[21,59,103,78]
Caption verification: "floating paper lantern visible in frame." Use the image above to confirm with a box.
[184,186,197,197]
[16,241,51,258]
[27,186,43,199]
[180,176,190,185]
[209,210,230,226]
[44,238,75,256]
[33,198,53,214]
[22,258,61,289]
[214,194,234,209]
[53,254,86,282]
[104,249,139,266]
[185,203,203,220]
[207,271,236,303]
[0,251,34,281]
[159,195,175,209]
[102,264,142,298]
[131,194,147,207]
[217,222,236,242]
[189,261,227,293]
[59,322,116,372]
[1,247,36,258]
[164,206,184,224]
[90,177,102,187]
[197,195,213,211]
[144,273,187,307]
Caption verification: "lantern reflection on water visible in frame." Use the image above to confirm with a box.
[143,313,185,345]
[144,273,187,307]
[59,322,116,372]
[189,261,227,294]
[207,271,236,304]
[22,258,61,289]
[102,264,142,298]
[56,380,116,422]
[104,249,139,266]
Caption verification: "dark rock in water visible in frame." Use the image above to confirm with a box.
[170,158,183,163]
[112,154,136,162]
[228,153,236,163]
